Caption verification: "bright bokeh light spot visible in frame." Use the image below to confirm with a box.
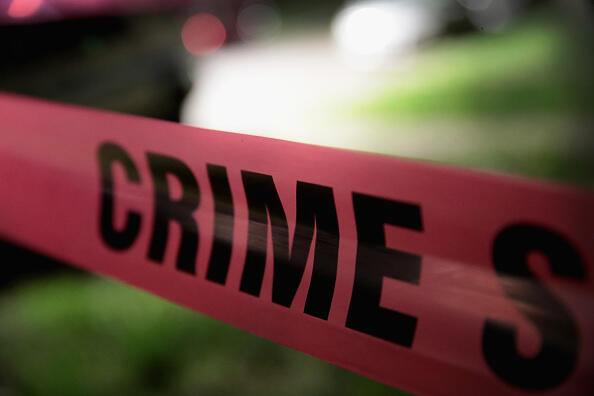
[334,5,399,57]
[181,13,226,55]
[332,1,436,69]
[7,0,43,18]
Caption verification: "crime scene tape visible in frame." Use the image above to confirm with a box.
[0,93,592,395]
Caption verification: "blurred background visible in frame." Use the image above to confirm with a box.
[0,0,592,395]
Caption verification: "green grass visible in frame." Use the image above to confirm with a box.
[347,21,592,119]
[335,18,593,186]
[0,276,407,396]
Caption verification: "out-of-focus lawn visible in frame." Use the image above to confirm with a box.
[348,21,592,119]
[341,19,593,186]
[0,276,407,396]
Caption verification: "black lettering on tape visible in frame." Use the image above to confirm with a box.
[146,153,200,274]
[240,171,340,320]
[483,224,585,390]
[347,192,422,347]
[206,164,234,284]
[98,142,142,250]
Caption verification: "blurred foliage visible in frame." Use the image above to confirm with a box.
[348,20,593,119]
[0,276,407,396]
[339,18,593,186]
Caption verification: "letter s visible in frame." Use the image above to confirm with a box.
[483,224,585,389]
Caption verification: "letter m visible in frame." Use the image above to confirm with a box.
[239,171,340,320]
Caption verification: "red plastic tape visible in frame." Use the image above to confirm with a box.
[0,93,592,395]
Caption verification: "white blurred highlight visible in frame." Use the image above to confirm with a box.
[332,0,439,70]
[180,36,394,150]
